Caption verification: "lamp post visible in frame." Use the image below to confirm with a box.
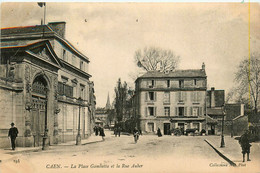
[220,105,225,148]
[42,87,49,150]
[76,97,82,145]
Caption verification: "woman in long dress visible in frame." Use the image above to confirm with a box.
[99,126,105,141]
[157,128,162,137]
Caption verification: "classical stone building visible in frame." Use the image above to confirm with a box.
[135,63,207,135]
[0,22,95,148]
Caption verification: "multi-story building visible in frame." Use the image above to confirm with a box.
[135,63,207,135]
[206,87,247,136]
[0,22,95,148]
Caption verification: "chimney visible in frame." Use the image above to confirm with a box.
[241,104,244,116]
[48,21,66,38]
[211,87,215,108]
[202,62,205,70]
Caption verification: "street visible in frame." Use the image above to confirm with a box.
[0,130,258,173]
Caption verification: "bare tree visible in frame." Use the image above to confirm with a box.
[134,47,179,72]
[231,53,260,113]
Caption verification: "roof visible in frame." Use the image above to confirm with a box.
[138,69,206,79]
[1,39,47,48]
[207,108,224,115]
[1,24,89,62]
[233,115,246,121]
[206,115,218,124]
[1,25,52,35]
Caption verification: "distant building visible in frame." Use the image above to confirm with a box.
[95,94,112,127]
[206,87,225,135]
[206,87,247,136]
[0,22,95,148]
[135,63,207,135]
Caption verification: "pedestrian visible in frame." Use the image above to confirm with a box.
[133,127,140,143]
[118,127,122,137]
[99,125,105,141]
[114,127,118,137]
[157,127,162,137]
[93,125,99,136]
[8,122,19,150]
[239,130,252,162]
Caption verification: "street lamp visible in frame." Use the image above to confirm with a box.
[76,97,83,145]
[220,105,225,148]
[42,87,49,150]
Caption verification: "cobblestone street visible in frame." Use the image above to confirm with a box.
[2,130,259,173]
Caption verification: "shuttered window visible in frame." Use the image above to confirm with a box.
[58,82,73,98]
[192,91,202,102]
[164,92,170,103]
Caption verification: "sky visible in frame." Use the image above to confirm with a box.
[1,2,260,107]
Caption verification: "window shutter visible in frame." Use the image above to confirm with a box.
[145,92,148,102]
[154,92,157,101]
[178,92,181,102]
[154,107,157,116]
[175,92,178,102]
[175,107,178,116]
[190,107,193,116]
[146,80,149,87]
[145,107,148,117]
[198,92,201,101]
[184,107,187,116]
[154,80,156,87]
[184,92,187,102]
[199,107,202,116]
[191,92,194,102]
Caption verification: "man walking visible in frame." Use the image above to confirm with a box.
[239,130,252,162]
[118,127,122,137]
[8,122,19,150]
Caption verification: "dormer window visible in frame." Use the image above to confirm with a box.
[62,49,67,61]
[80,60,84,71]
[147,80,155,88]
[167,80,170,88]
[179,80,184,88]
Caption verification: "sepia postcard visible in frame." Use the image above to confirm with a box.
[0,1,260,173]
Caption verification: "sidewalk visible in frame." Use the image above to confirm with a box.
[0,134,104,155]
[205,136,260,168]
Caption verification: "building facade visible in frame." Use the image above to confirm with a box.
[135,63,207,135]
[0,22,95,148]
[206,87,247,136]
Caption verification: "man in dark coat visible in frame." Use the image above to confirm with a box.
[93,126,99,136]
[118,127,122,137]
[8,122,19,150]
[239,130,252,162]
[114,127,118,137]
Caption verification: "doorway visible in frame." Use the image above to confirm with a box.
[31,75,48,147]
[147,123,154,132]
[164,123,171,135]
[178,123,185,135]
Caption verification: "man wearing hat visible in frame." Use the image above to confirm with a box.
[8,122,19,150]
[239,130,252,162]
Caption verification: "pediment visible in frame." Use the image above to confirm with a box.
[25,41,62,69]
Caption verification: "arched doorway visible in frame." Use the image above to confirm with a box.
[31,75,48,147]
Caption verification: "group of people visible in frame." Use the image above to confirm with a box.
[6,122,253,163]
[93,125,105,140]
[114,127,122,137]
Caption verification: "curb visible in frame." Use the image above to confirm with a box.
[2,139,104,155]
[204,139,237,167]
